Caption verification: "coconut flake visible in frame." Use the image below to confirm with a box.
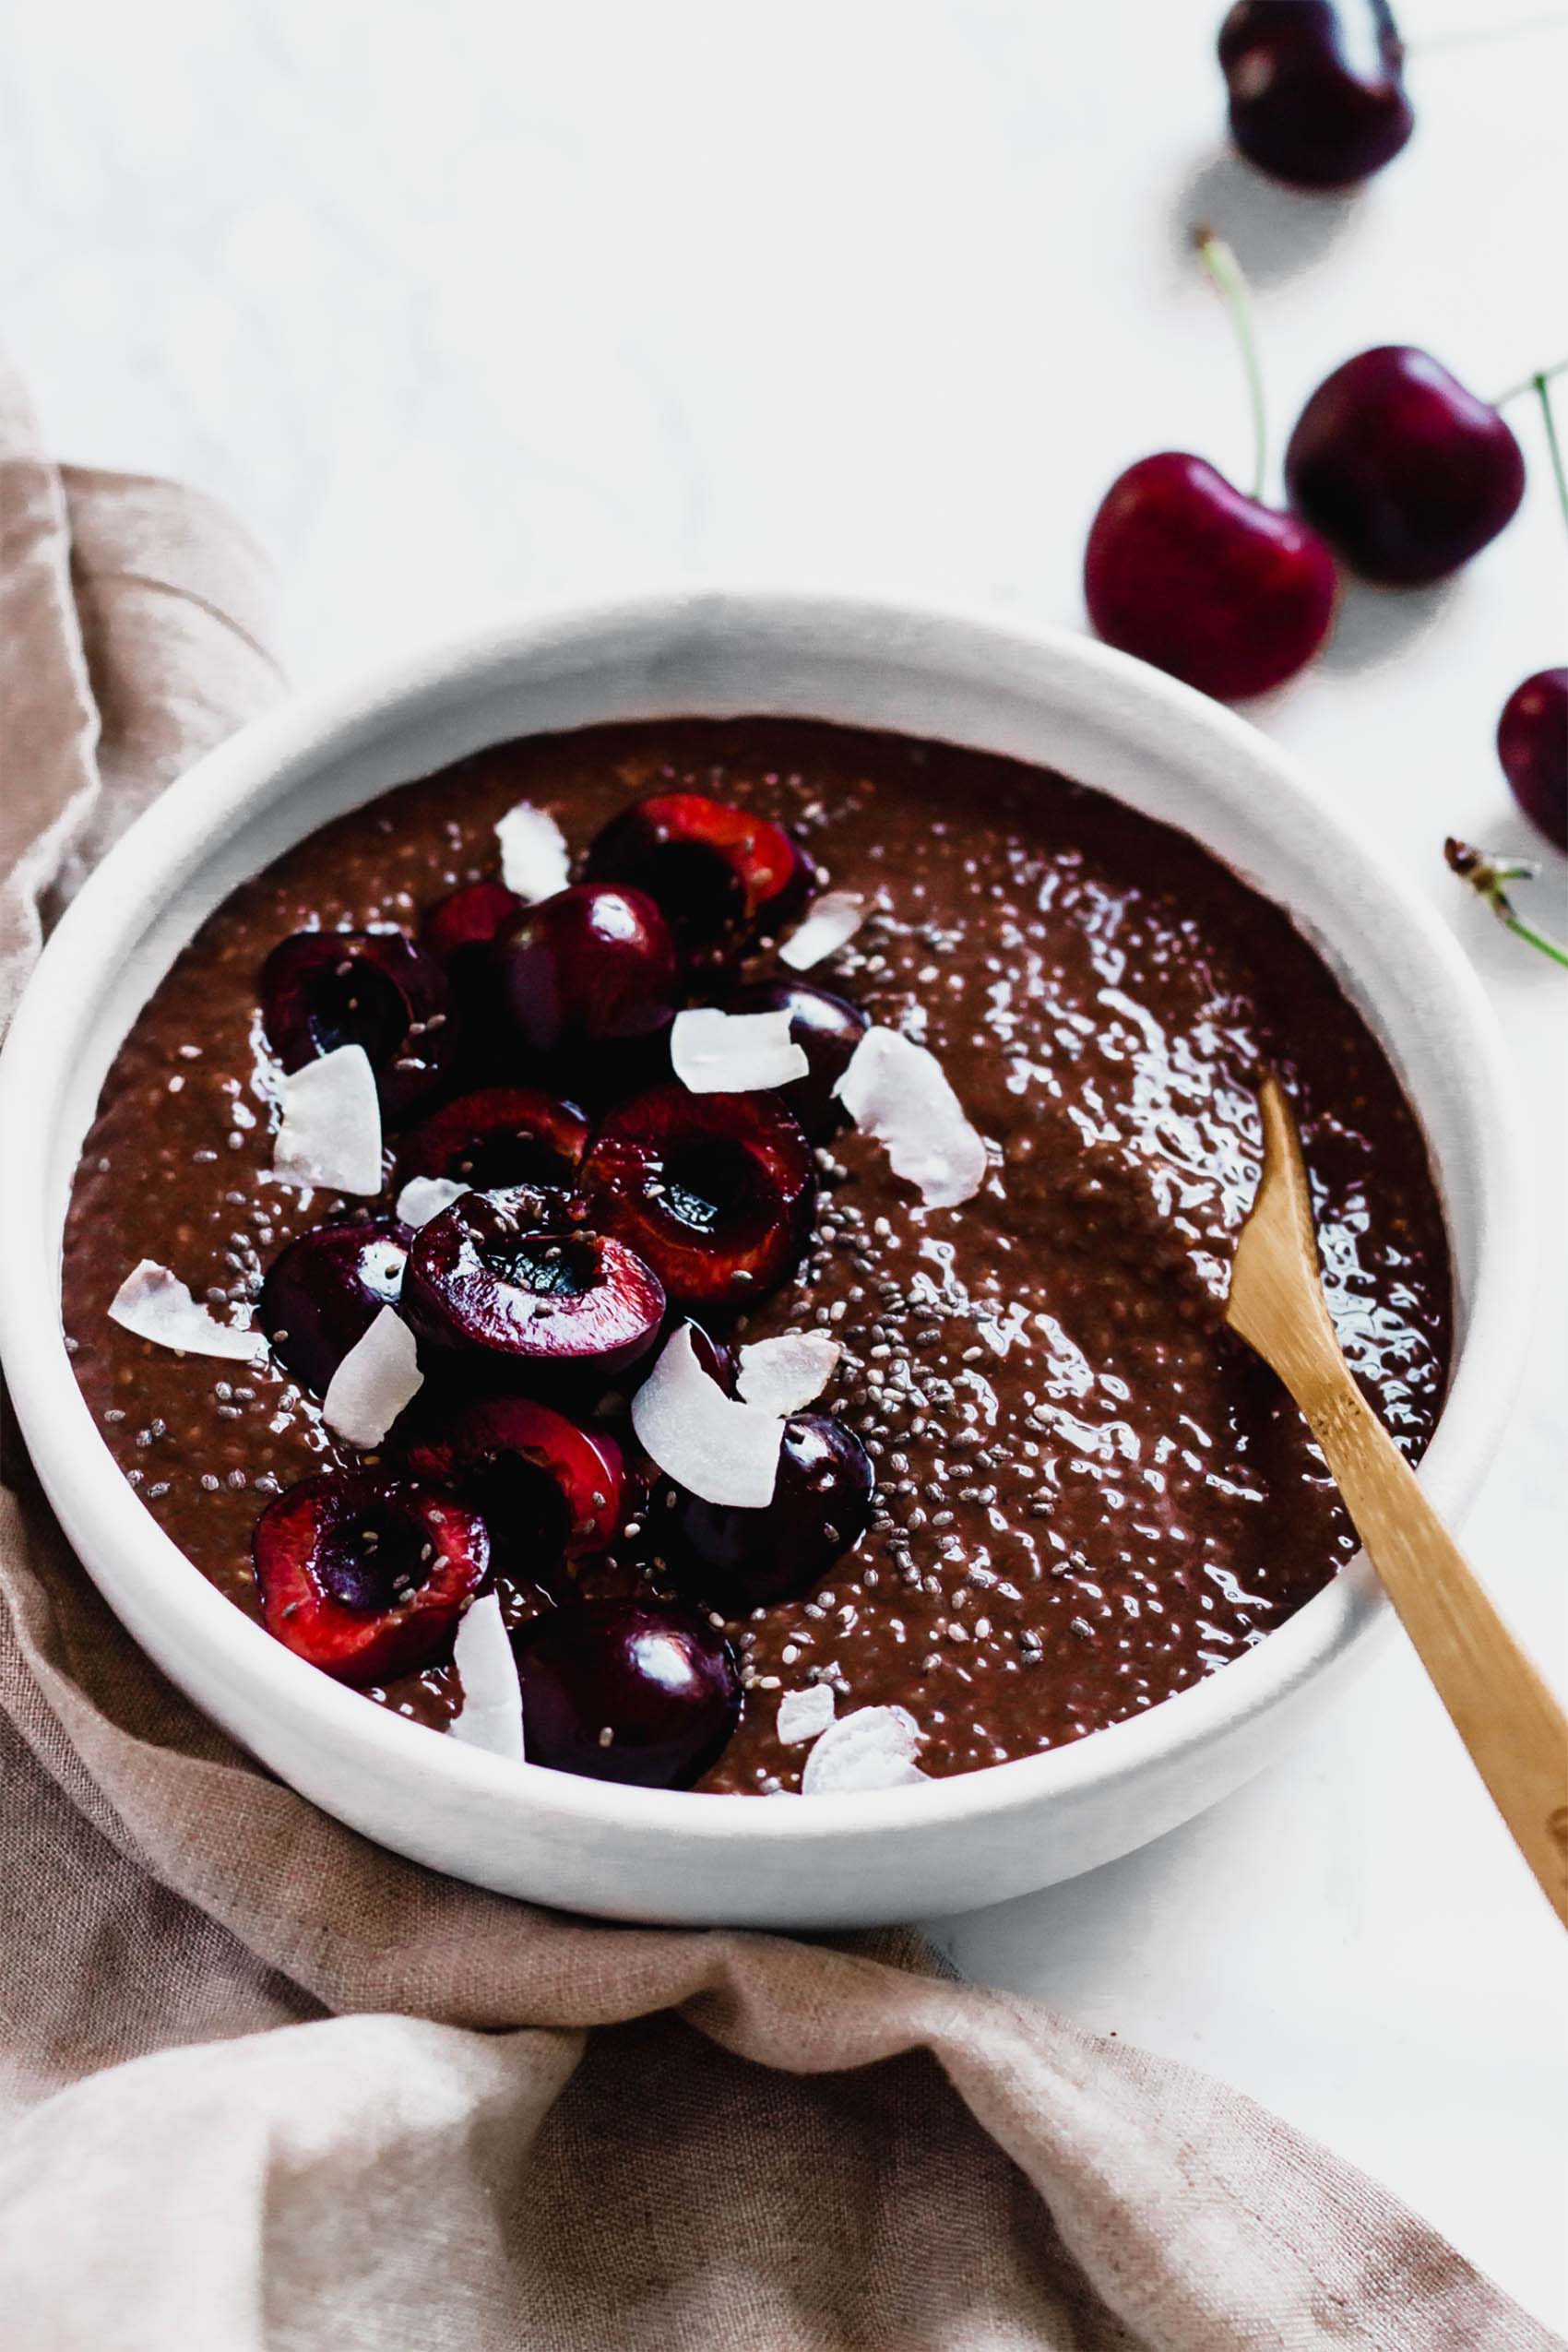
[630,1324,783,1507]
[270,1045,384,1196]
[778,1684,836,1746]
[321,1306,423,1448]
[108,1261,265,1362]
[448,1592,526,1764]
[495,802,570,902]
[800,1705,928,1795]
[736,1332,840,1416]
[670,1006,809,1096]
[778,890,864,971]
[833,1026,987,1209]
[395,1174,470,1230]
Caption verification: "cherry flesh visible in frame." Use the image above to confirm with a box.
[258,930,450,1122]
[1218,1,1413,191]
[512,1599,740,1788]
[260,1218,410,1396]
[587,793,815,967]
[408,1396,624,1586]
[1497,670,1568,853]
[1285,349,1526,586]
[398,1087,589,1195]
[402,1194,665,1380]
[253,1470,489,1685]
[660,1412,875,1609]
[1085,454,1336,700]
[726,977,870,1141]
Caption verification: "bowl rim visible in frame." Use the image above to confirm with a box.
[0,586,1528,1848]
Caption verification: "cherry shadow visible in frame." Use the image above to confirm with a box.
[1172,148,1359,289]
[1317,575,1460,676]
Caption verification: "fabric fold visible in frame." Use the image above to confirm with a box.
[0,350,1557,2352]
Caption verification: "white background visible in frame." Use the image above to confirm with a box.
[4,0,1565,2330]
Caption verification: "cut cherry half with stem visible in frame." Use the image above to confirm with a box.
[659,1411,875,1609]
[586,793,816,967]
[409,1396,624,1590]
[511,1598,740,1788]
[260,1217,411,1396]
[726,977,869,1142]
[402,1193,666,1380]
[1285,348,1526,586]
[1218,2,1413,192]
[399,1087,590,1194]
[254,1469,489,1685]
[580,1083,815,1313]
[1084,230,1336,701]
[259,929,451,1122]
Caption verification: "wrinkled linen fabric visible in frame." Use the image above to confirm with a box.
[0,354,1558,2352]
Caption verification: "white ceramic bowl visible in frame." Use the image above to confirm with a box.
[0,592,1524,1926]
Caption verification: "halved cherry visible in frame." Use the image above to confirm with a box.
[260,1217,410,1396]
[408,1396,624,1586]
[580,1083,814,1313]
[398,1087,589,1195]
[512,1598,740,1787]
[401,1194,665,1379]
[253,1469,488,1685]
[259,929,450,1121]
[420,880,524,962]
[586,793,815,964]
[727,976,869,1141]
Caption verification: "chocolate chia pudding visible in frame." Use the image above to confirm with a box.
[60,719,1452,1795]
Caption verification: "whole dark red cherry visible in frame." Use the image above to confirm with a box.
[260,1218,410,1396]
[1285,349,1526,586]
[402,1194,665,1381]
[660,1413,874,1609]
[254,1470,489,1685]
[586,793,815,966]
[1086,454,1336,700]
[1497,669,1568,853]
[1218,1,1413,190]
[419,880,523,962]
[498,885,677,1058]
[258,929,450,1121]
[726,978,869,1141]
[408,1396,624,1586]
[512,1599,740,1787]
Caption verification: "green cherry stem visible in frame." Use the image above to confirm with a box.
[1528,369,1568,535]
[1444,839,1568,970]
[1491,355,1568,410]
[1194,227,1267,505]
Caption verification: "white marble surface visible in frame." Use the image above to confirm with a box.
[6,0,1566,2331]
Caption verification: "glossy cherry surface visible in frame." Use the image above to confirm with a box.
[587,793,814,965]
[581,1083,815,1313]
[660,1412,875,1609]
[260,1218,410,1396]
[1218,0,1413,190]
[498,884,677,1058]
[258,929,450,1120]
[1085,453,1337,700]
[1497,669,1568,852]
[253,1470,488,1685]
[512,1598,740,1787]
[1285,348,1526,585]
[409,1395,624,1585]
[402,1194,665,1379]
[726,977,869,1141]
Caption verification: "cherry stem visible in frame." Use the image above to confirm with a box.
[1444,838,1568,970]
[1194,227,1266,505]
[1530,371,1568,536]
[1492,356,1568,409]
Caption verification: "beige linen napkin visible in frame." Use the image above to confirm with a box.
[0,353,1557,2352]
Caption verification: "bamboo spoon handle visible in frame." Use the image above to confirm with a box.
[1227,1077,1568,1927]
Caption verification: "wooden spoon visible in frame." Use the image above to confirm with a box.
[1227,1075,1568,1927]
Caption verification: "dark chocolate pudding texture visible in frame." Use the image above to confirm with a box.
[62,722,1451,1793]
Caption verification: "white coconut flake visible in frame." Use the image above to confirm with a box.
[833,1026,987,1209]
[671,1006,809,1096]
[800,1705,928,1795]
[321,1306,423,1448]
[108,1261,265,1362]
[736,1332,840,1416]
[495,801,570,902]
[395,1174,470,1230]
[778,889,865,971]
[777,1684,836,1746]
[270,1045,384,1196]
[630,1324,783,1507]
[448,1592,526,1764]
